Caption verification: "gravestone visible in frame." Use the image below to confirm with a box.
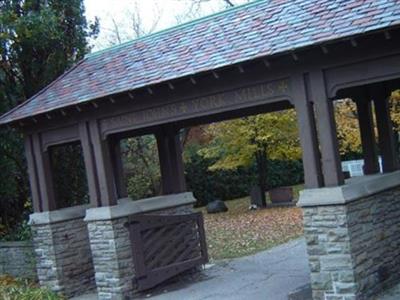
[206,200,228,214]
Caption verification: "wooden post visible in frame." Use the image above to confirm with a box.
[79,120,117,207]
[293,74,324,188]
[355,98,380,174]
[156,127,186,194]
[310,70,344,186]
[110,139,128,198]
[372,88,399,173]
[79,122,101,207]
[24,134,43,212]
[25,133,57,211]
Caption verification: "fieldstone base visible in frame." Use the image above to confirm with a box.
[29,205,95,298]
[85,193,196,300]
[0,241,36,279]
[87,217,135,300]
[300,173,400,300]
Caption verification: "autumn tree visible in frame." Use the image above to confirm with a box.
[391,89,400,131]
[200,110,301,206]
[334,99,362,159]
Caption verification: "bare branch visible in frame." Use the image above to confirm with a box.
[111,18,122,44]
[223,0,235,7]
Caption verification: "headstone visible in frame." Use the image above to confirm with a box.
[269,186,293,203]
[206,200,228,214]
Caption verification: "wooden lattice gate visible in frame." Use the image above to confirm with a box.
[125,212,208,291]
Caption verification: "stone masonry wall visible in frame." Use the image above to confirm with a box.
[87,216,135,300]
[303,186,400,300]
[86,204,195,300]
[0,241,37,279]
[31,217,95,298]
[347,187,400,297]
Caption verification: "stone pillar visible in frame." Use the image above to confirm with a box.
[86,215,134,300]
[355,98,380,175]
[85,193,196,300]
[299,171,400,300]
[29,205,95,298]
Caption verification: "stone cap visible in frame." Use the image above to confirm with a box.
[298,170,400,207]
[29,204,89,225]
[0,241,33,248]
[84,192,196,222]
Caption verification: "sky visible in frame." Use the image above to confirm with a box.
[84,0,249,51]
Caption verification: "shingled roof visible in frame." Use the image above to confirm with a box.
[1,0,399,125]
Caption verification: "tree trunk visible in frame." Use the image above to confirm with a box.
[255,147,267,207]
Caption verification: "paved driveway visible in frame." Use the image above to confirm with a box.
[145,238,310,300]
[74,238,311,300]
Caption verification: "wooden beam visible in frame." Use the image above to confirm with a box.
[371,86,399,172]
[110,139,128,198]
[79,122,101,207]
[88,120,118,206]
[24,135,42,212]
[293,73,324,188]
[80,121,118,206]
[355,97,380,174]
[310,70,344,186]
[31,133,57,211]
[156,127,186,194]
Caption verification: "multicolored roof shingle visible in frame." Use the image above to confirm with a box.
[1,0,400,125]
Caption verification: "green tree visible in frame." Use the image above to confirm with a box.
[0,0,98,235]
[200,110,301,206]
[122,136,161,200]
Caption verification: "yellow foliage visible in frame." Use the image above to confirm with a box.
[200,109,301,170]
[390,89,400,131]
[334,99,362,155]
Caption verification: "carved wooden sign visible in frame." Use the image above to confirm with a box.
[101,78,291,136]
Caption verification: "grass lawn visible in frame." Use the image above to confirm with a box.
[197,185,304,260]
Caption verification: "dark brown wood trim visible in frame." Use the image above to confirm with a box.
[310,70,344,186]
[24,134,42,212]
[31,132,57,211]
[355,97,380,175]
[293,73,323,188]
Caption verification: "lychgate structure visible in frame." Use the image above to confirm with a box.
[1,0,400,299]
